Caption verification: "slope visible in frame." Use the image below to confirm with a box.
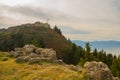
[0,22,71,59]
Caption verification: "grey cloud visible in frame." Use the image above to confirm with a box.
[0,4,82,26]
[60,26,91,34]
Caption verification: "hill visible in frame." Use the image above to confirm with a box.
[0,22,71,59]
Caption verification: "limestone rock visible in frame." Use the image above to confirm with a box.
[83,61,113,80]
[23,45,36,55]
[35,48,43,54]
[41,49,57,62]
[15,56,29,63]
[54,59,64,64]
[69,65,82,72]
[9,45,58,64]
[28,57,41,64]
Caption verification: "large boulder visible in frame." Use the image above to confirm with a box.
[41,49,57,62]
[23,45,36,55]
[15,56,29,63]
[83,61,114,80]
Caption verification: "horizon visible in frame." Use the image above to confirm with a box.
[0,0,120,41]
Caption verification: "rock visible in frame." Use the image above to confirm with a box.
[15,56,28,63]
[113,77,120,80]
[15,48,24,52]
[9,51,23,58]
[41,49,57,62]
[83,61,113,80]
[35,48,43,54]
[28,57,41,64]
[9,51,15,57]
[69,65,82,72]
[54,59,64,64]
[29,53,39,58]
[23,45,36,55]
[9,45,58,63]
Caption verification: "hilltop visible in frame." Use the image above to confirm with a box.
[0,21,71,59]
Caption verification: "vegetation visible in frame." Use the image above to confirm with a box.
[0,52,87,80]
[63,40,120,78]
[0,22,119,79]
[0,22,71,59]
[54,25,62,35]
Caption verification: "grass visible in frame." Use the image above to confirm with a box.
[0,52,86,80]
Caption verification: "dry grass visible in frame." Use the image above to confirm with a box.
[0,52,86,80]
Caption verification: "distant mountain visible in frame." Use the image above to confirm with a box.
[72,40,120,56]
[0,22,71,59]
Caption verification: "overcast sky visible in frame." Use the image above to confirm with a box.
[0,0,120,41]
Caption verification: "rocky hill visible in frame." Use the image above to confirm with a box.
[0,21,71,59]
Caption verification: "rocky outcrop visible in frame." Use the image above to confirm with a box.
[83,61,120,80]
[9,45,61,64]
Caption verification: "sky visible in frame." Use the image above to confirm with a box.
[0,0,120,41]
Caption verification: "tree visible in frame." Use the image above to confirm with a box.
[85,42,91,52]
[30,38,45,48]
[74,46,83,65]
[111,58,120,77]
[54,25,62,35]
[106,53,113,67]
[93,48,98,57]
[84,42,92,61]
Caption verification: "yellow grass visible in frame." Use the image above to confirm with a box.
[0,52,85,80]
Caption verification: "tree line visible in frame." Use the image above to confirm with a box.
[63,40,120,78]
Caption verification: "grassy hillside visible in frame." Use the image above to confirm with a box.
[0,22,71,59]
[0,52,85,80]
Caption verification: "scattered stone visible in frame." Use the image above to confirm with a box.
[69,65,82,72]
[54,59,64,64]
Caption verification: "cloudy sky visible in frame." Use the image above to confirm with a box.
[0,0,120,41]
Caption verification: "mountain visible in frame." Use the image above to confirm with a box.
[0,21,71,59]
[72,40,120,56]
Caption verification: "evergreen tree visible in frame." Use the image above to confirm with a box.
[54,25,62,35]
[84,42,92,61]
[85,42,91,52]
[93,48,98,57]
[111,58,120,77]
